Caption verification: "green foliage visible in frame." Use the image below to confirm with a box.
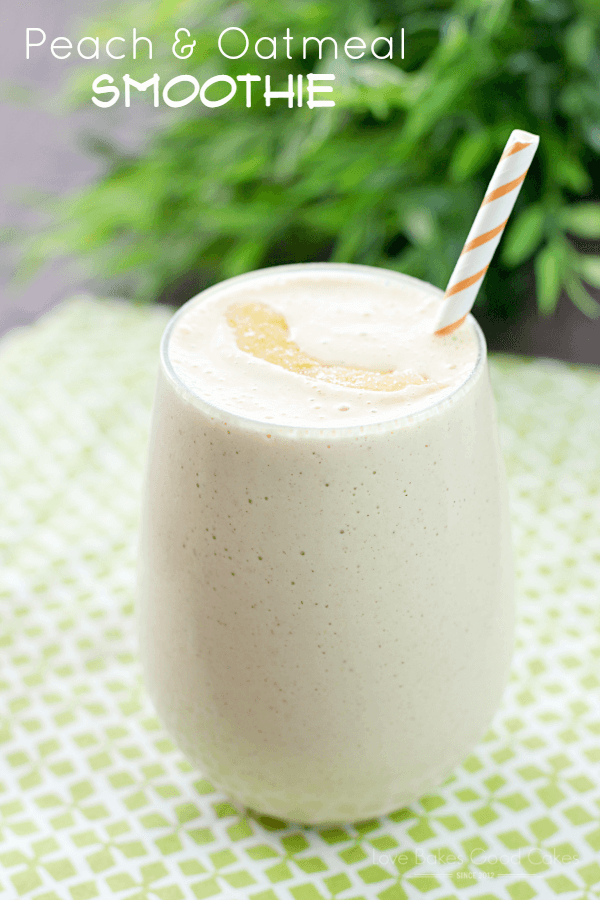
[34,0,600,316]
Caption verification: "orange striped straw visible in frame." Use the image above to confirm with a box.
[434,129,540,335]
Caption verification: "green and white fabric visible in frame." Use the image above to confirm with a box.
[0,297,599,900]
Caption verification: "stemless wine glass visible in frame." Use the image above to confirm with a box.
[137,263,514,824]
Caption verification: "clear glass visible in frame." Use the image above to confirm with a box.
[137,263,514,824]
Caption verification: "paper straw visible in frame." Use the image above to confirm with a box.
[434,129,540,335]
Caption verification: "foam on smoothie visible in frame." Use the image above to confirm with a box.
[168,267,479,427]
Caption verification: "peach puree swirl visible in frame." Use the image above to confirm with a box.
[226,302,428,392]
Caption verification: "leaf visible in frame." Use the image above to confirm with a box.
[554,157,592,194]
[221,239,266,279]
[449,131,494,182]
[476,0,513,37]
[561,204,600,238]
[577,255,600,289]
[565,275,600,318]
[534,245,563,316]
[502,204,545,267]
[402,208,435,246]
[564,19,595,68]
[395,63,476,160]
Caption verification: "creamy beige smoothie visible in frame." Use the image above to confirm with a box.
[138,263,514,824]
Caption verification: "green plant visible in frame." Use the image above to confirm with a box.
[31,0,600,317]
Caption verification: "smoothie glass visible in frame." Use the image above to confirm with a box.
[137,262,514,824]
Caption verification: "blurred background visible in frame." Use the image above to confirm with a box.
[2,0,600,362]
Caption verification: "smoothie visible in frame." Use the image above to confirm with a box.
[137,263,514,824]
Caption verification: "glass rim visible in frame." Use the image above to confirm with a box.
[159,262,487,439]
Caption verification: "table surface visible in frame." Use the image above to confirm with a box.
[0,297,599,900]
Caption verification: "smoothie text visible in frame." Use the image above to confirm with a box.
[25,26,404,109]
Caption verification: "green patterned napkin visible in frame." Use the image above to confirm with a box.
[0,297,599,900]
